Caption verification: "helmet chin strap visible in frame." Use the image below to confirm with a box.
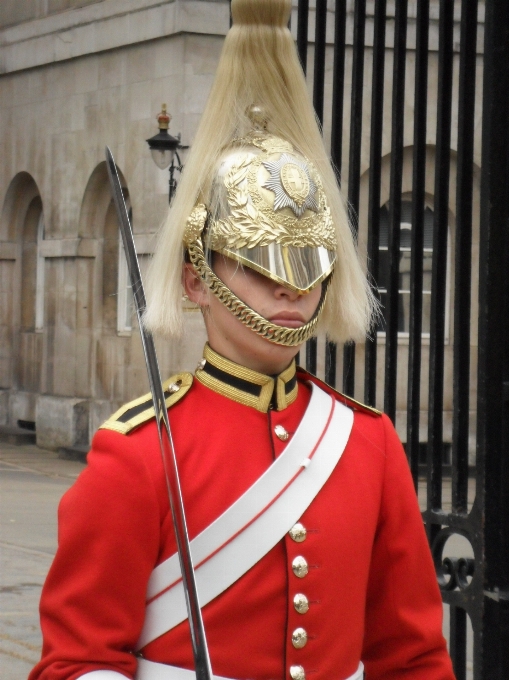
[187,238,330,348]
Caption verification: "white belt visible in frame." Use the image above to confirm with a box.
[135,659,364,680]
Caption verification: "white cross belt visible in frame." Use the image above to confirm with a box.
[137,384,354,650]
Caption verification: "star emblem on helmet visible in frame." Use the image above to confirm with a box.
[263,153,319,217]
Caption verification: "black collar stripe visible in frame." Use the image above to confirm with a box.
[203,361,262,397]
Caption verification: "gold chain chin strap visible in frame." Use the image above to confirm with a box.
[187,238,329,347]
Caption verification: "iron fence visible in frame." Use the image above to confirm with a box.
[296,0,509,677]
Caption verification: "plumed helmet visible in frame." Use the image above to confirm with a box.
[144,0,375,345]
[184,128,336,294]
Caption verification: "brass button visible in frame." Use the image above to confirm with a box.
[292,556,308,578]
[289,666,305,680]
[289,522,307,543]
[274,424,289,441]
[293,593,309,614]
[292,627,308,649]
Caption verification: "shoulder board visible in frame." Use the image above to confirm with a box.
[297,368,382,417]
[100,372,193,435]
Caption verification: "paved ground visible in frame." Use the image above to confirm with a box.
[0,440,474,679]
[0,442,84,679]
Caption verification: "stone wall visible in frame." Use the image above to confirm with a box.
[0,1,229,447]
[0,1,106,29]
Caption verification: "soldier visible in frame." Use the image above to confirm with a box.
[30,1,455,679]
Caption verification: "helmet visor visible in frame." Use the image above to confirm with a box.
[218,242,336,293]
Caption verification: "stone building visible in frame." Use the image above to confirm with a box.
[0,0,483,456]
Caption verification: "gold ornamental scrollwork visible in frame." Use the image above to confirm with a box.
[183,204,208,245]
[210,155,289,250]
[208,153,337,252]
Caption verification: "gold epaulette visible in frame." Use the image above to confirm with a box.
[335,391,382,417]
[100,373,193,435]
[297,368,382,417]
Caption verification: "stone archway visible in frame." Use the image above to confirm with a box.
[0,173,44,426]
[77,161,132,407]
[19,196,44,390]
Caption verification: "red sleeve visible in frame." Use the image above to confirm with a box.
[361,415,455,679]
[29,428,164,680]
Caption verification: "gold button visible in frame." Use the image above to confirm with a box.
[274,424,289,441]
[293,593,309,614]
[292,627,308,649]
[289,522,307,543]
[292,556,308,578]
[289,666,305,680]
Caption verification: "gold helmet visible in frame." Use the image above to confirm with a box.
[183,127,337,346]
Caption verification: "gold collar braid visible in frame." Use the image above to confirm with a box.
[196,343,298,412]
[187,237,329,347]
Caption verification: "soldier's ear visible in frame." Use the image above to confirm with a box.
[183,263,209,307]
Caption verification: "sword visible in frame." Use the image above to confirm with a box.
[105,147,213,680]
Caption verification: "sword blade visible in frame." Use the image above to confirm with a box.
[105,147,212,680]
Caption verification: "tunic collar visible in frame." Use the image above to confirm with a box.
[195,343,298,413]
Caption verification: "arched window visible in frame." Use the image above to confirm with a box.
[377,199,435,335]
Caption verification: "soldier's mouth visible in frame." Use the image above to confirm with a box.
[268,312,306,328]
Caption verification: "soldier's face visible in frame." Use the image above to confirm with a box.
[183,255,322,374]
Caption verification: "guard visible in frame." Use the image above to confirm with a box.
[30,1,455,679]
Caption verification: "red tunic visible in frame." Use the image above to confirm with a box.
[30,371,454,680]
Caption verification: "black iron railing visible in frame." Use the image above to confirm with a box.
[296,0,509,677]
